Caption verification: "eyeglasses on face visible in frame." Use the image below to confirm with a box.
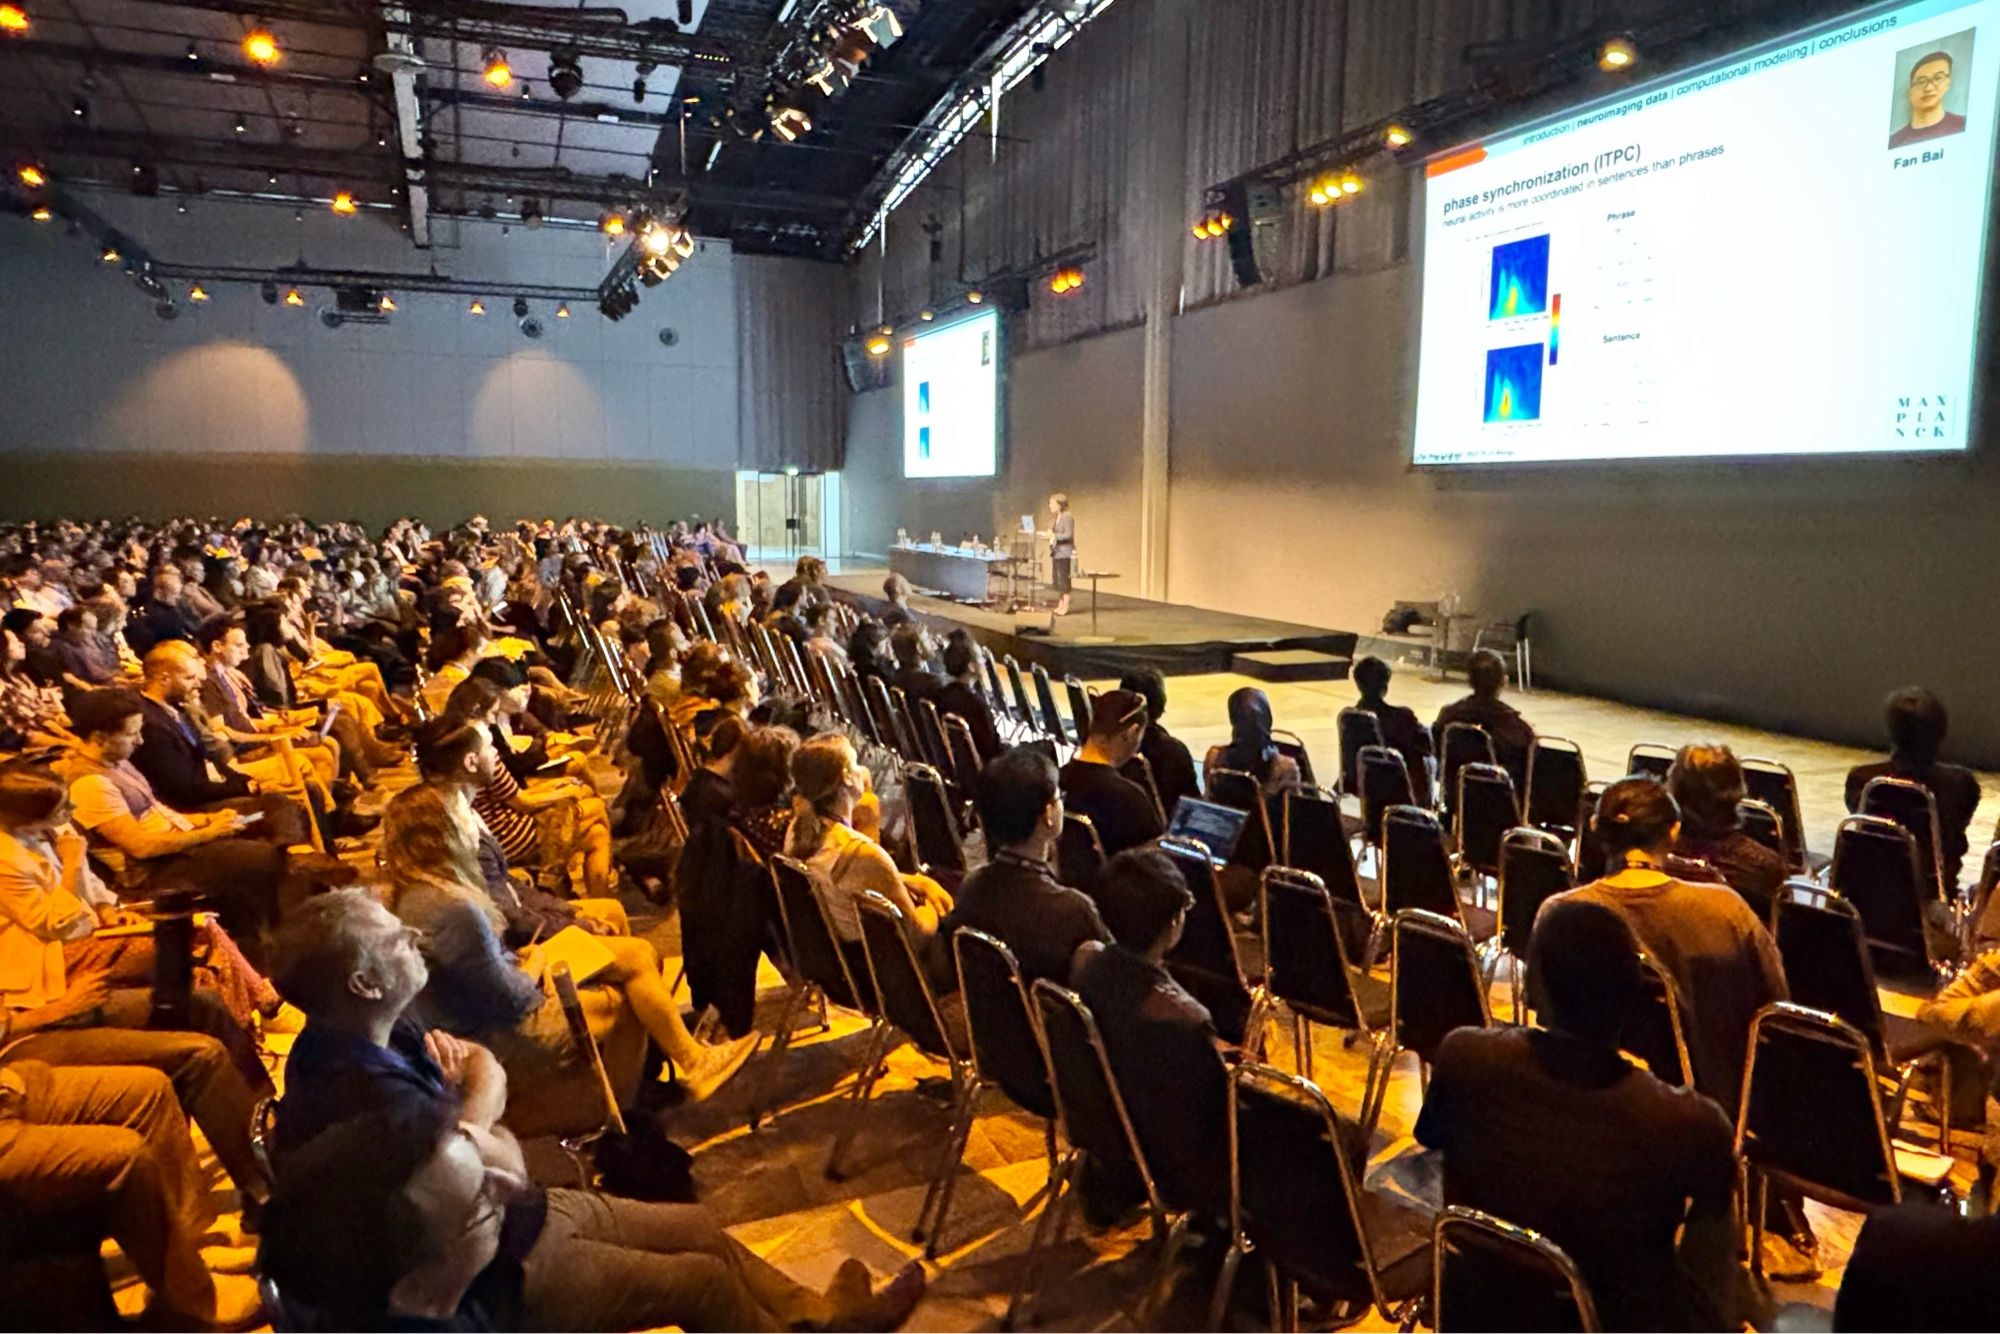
[1911,71,1951,90]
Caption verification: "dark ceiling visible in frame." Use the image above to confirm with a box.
[0,0,1038,260]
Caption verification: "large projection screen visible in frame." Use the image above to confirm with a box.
[902,309,1001,478]
[1412,0,2000,467]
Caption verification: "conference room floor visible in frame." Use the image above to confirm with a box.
[657,668,1997,1333]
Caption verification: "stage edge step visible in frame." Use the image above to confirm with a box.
[1230,650,1354,683]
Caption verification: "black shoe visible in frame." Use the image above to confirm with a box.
[335,807,382,839]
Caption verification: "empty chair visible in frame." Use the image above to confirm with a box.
[1210,1063,1431,1331]
[1525,737,1587,837]
[1454,762,1519,882]
[1493,828,1574,1011]
[1736,1003,1951,1273]
[1017,982,1192,1329]
[1159,835,1256,1047]
[1031,664,1071,745]
[1360,910,1491,1141]
[1859,776,1950,902]
[1621,953,1693,1087]
[1439,722,1496,820]
[849,893,973,1240]
[1384,804,1492,940]
[1283,788,1371,921]
[1255,867,1386,1079]
[1003,655,1038,736]
[1625,743,1676,784]
[1432,1207,1599,1333]
[1741,757,1811,872]
[1358,744,1417,849]
[904,762,967,888]
[1057,810,1107,892]
[1063,676,1094,747]
[1338,707,1387,798]
[1828,815,1945,980]
[1271,727,1319,788]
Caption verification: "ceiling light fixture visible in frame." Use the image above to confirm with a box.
[481,48,513,89]
[260,282,277,304]
[189,284,210,302]
[233,115,248,135]
[864,332,891,357]
[1384,124,1412,148]
[1598,36,1637,71]
[547,50,583,100]
[0,3,27,33]
[555,303,571,318]
[379,292,396,312]
[599,210,626,236]
[330,190,357,215]
[469,298,486,315]
[242,28,280,65]
[100,246,120,264]
[16,162,45,188]
[30,205,50,221]
[966,289,983,305]
[284,286,304,306]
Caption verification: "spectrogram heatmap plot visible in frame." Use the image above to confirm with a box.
[1483,344,1545,423]
[1488,234,1551,320]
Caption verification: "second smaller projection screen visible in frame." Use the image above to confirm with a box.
[902,309,1001,478]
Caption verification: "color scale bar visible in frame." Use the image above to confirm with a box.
[1548,293,1561,366]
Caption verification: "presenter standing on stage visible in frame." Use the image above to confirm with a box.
[1047,492,1074,617]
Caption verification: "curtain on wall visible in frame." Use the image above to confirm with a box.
[851,0,1643,344]
[736,253,850,472]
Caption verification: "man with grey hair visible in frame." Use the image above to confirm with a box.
[265,888,928,1332]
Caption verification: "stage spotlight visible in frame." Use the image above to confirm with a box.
[284,287,304,306]
[330,190,357,215]
[966,289,983,304]
[1339,173,1363,196]
[233,115,248,135]
[641,223,673,257]
[770,104,812,141]
[864,332,891,357]
[520,197,543,228]
[1307,178,1334,206]
[555,303,571,318]
[469,299,487,315]
[1048,266,1083,295]
[379,292,396,312]
[0,4,29,34]
[1598,36,1637,71]
[185,40,200,62]
[100,245,120,264]
[481,48,513,89]
[188,283,210,302]
[919,308,934,322]
[1384,124,1411,148]
[71,96,89,120]
[16,162,45,188]
[547,50,584,100]
[30,205,50,222]
[511,297,530,319]
[599,210,626,236]
[260,282,278,304]
[242,28,280,65]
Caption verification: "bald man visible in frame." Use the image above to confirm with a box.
[130,643,312,848]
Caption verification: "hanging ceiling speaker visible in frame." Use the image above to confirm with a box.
[519,315,545,339]
[657,326,679,347]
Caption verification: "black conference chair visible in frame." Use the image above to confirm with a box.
[904,762,967,888]
[1359,909,1491,1142]
[756,854,874,1129]
[1453,762,1518,883]
[1063,675,1094,744]
[915,697,953,773]
[1742,757,1812,873]
[1737,798,1787,860]
[1003,655,1038,739]
[1383,804,1492,942]
[1210,1063,1430,1331]
[1122,751,1167,826]
[1524,736,1586,838]
[1623,953,1693,1087]
[1358,744,1417,853]
[1159,835,1258,1049]
[1057,810,1107,893]
[941,712,986,794]
[1438,722,1496,821]
[1284,788,1372,940]
[1019,981,1193,1330]
[1431,1207,1600,1333]
[1828,814,1947,981]
[1253,867,1386,1081]
[1031,663,1071,746]
[1624,742,1676,783]
[1272,727,1319,789]
[1337,707,1386,798]
[1858,775,1951,904]
[1490,827,1573,1017]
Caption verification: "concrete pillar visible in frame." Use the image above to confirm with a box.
[1137,0,1190,601]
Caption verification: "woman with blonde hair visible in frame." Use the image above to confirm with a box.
[378,780,756,1127]
[785,734,951,971]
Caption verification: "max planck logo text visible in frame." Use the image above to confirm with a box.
[1893,393,1949,440]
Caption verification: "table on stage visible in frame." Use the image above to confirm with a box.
[889,542,1015,603]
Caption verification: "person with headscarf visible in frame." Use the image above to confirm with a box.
[1202,686,1302,799]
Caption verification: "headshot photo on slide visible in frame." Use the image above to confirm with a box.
[1888,30,1974,149]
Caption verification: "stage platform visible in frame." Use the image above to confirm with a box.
[825,567,1356,680]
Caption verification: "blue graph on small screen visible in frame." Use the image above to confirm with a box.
[1488,234,1551,320]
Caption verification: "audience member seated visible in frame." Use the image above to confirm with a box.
[785,734,952,963]
[378,790,754,1120]
[0,1057,263,1326]
[200,611,400,787]
[1072,846,1230,1220]
[469,656,580,783]
[933,745,1108,988]
[264,895,924,1332]
[51,604,119,688]
[847,619,891,684]
[1845,686,1981,890]
[127,565,201,656]
[1351,654,1434,795]
[1914,945,2000,1188]
[802,604,848,668]
[1202,685,1302,799]
[1433,647,1535,792]
[424,622,490,719]
[1119,668,1200,814]
[1834,1199,2000,1331]
[1,620,70,751]
[1667,744,1789,918]
[55,688,302,951]
[1548,777,1812,1277]
[887,622,940,705]
[1060,689,1166,858]
[937,632,1002,762]
[1416,899,1742,1331]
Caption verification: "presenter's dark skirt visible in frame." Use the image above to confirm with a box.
[1052,554,1073,594]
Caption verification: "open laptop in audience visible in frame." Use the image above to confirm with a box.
[1166,796,1248,865]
